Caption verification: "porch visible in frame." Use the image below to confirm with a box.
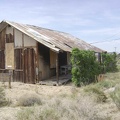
[39,74,71,86]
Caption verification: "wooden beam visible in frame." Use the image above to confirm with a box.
[56,53,59,85]
[35,42,39,83]
[22,33,24,83]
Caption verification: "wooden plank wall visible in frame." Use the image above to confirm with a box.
[6,34,14,43]
[5,43,14,69]
[0,29,5,70]
[0,26,36,83]
[0,29,5,50]
[15,49,23,69]
[0,50,5,69]
[14,49,23,82]
[14,46,36,84]
[50,50,57,68]
[24,48,35,83]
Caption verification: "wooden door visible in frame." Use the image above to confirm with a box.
[24,48,35,83]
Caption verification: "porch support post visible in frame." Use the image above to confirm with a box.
[22,33,24,83]
[56,53,59,85]
[35,42,39,83]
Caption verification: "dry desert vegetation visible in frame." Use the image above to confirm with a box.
[0,70,120,120]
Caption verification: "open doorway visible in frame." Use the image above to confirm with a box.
[58,52,67,67]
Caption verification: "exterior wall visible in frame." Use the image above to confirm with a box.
[14,29,36,48]
[5,43,14,69]
[14,29,22,47]
[24,34,36,47]
[38,43,50,80]
[0,28,5,69]
[6,26,13,35]
[5,26,37,83]
[67,52,71,65]
[39,56,50,80]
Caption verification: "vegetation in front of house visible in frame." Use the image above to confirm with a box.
[84,85,107,103]
[1,58,120,120]
[16,69,120,120]
[17,93,111,120]
[101,52,117,72]
[0,68,119,120]
[17,93,42,106]
[110,85,120,110]
[71,48,101,86]
[0,86,11,107]
[71,48,118,86]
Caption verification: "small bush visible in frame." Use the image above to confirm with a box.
[0,86,9,107]
[17,95,110,120]
[71,48,101,86]
[110,85,120,110]
[17,108,34,120]
[102,52,118,72]
[84,86,107,103]
[96,80,116,89]
[17,93,42,106]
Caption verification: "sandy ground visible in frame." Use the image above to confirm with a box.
[0,82,120,120]
[0,82,74,120]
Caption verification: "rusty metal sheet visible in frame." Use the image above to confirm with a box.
[0,20,104,53]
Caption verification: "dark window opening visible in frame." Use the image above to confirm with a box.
[58,52,67,67]
[38,43,50,65]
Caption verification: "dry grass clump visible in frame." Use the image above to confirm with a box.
[17,93,111,120]
[96,80,116,89]
[17,93,42,106]
[0,86,10,107]
[110,84,120,110]
[84,86,107,103]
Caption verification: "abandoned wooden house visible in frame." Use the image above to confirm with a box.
[0,20,104,84]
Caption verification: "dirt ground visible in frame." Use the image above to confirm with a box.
[0,81,120,120]
[0,82,74,120]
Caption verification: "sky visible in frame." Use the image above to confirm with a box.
[0,0,120,52]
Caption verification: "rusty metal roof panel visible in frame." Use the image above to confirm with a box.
[0,20,104,53]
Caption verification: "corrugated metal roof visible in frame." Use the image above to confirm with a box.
[0,20,104,53]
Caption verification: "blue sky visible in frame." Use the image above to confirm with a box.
[0,0,120,52]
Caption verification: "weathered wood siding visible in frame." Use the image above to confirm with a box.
[0,29,5,69]
[38,43,50,80]
[0,50,5,69]
[50,50,57,68]
[67,52,71,65]
[24,34,36,47]
[0,28,5,50]
[14,29,22,47]
[6,26,13,35]
[24,48,35,83]
[5,43,14,69]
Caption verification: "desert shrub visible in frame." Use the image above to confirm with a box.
[96,80,116,89]
[84,86,107,103]
[17,93,42,106]
[110,85,120,110]
[0,86,9,107]
[17,108,34,120]
[17,95,111,120]
[71,48,101,86]
[101,52,117,72]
